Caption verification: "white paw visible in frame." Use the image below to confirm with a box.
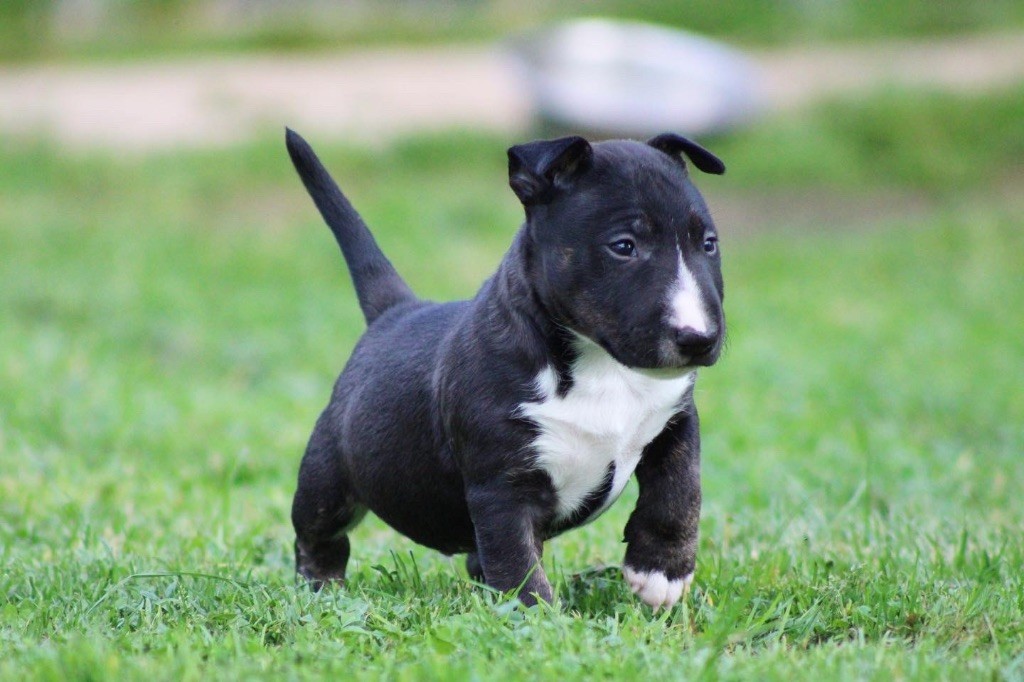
[622,566,693,610]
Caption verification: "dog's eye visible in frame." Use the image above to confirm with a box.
[703,236,718,255]
[608,239,637,258]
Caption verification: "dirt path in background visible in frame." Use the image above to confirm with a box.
[1,32,1023,151]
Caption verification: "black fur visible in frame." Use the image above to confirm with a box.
[623,395,702,581]
[286,129,726,606]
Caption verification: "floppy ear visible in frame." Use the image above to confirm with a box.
[508,136,593,206]
[647,133,726,175]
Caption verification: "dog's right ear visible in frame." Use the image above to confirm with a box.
[508,136,593,206]
[647,133,726,175]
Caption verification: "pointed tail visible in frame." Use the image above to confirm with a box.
[286,128,415,324]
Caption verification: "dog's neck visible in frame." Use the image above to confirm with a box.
[484,227,578,393]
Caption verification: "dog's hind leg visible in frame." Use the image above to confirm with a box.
[291,415,365,590]
[465,552,485,582]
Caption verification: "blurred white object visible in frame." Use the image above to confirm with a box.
[509,18,760,137]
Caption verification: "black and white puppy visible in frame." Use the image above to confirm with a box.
[286,128,726,609]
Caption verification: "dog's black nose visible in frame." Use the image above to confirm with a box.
[675,327,717,358]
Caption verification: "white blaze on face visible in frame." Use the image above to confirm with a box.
[667,249,709,333]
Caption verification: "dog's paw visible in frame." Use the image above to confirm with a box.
[622,565,693,610]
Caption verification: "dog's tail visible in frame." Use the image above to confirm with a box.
[286,128,415,325]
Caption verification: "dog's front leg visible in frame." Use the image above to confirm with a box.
[622,408,701,610]
[466,482,552,605]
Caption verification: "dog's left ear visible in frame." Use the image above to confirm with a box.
[647,133,726,175]
[508,136,593,206]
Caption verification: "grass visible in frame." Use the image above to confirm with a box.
[711,86,1024,193]
[2,86,1023,679]
[4,0,1024,62]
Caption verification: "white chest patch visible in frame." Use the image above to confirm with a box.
[518,338,695,522]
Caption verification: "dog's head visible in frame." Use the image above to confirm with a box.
[509,133,726,372]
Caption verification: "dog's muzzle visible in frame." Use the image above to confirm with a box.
[673,327,720,367]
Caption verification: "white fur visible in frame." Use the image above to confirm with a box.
[519,337,694,522]
[667,250,709,333]
[623,565,693,609]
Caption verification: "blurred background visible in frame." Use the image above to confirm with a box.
[1,1,1023,676]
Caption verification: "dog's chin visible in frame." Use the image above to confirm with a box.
[588,334,718,376]
[685,350,721,368]
[641,339,721,372]
[635,353,718,378]
[603,346,702,379]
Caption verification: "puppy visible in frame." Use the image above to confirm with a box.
[286,129,726,608]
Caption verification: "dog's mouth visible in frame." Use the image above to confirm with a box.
[588,332,721,375]
[680,347,721,368]
[652,334,722,371]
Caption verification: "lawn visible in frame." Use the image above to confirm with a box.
[1,86,1022,679]
[5,0,1024,62]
